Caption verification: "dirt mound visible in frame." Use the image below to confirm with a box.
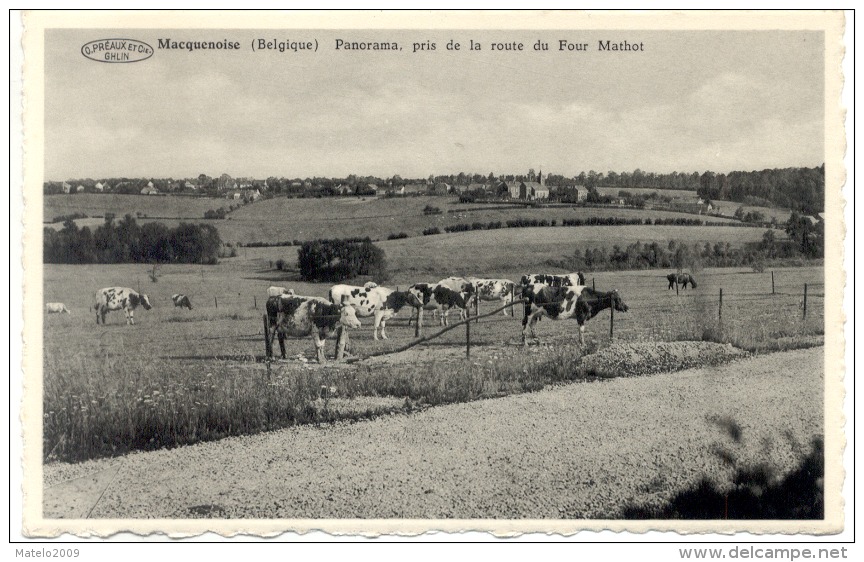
[581,341,748,378]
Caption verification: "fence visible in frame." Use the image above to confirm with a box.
[260,276,822,368]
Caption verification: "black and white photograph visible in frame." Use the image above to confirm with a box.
[16,10,849,540]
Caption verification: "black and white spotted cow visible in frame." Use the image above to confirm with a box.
[45,302,70,314]
[328,284,420,340]
[522,285,628,345]
[93,287,152,325]
[407,283,438,327]
[266,294,361,362]
[435,277,476,320]
[519,272,586,320]
[467,277,517,316]
[429,285,472,326]
[171,294,193,310]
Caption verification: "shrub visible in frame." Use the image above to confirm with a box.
[387,232,409,240]
[423,227,441,235]
[423,205,442,215]
[297,237,389,282]
[275,259,286,270]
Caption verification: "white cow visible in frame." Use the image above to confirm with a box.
[45,302,70,314]
[93,287,152,325]
[328,284,420,340]
[467,277,517,316]
[267,286,295,298]
[522,285,629,345]
[434,277,476,320]
[266,294,361,362]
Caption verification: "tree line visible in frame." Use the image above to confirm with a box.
[43,215,222,264]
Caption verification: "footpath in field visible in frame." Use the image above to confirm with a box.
[43,347,823,521]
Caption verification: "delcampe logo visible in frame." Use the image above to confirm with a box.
[81,39,154,63]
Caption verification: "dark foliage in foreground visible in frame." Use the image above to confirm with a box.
[622,436,823,519]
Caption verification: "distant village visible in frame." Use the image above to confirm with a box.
[44,169,712,214]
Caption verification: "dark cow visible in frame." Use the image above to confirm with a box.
[93,287,152,325]
[171,293,193,310]
[407,283,438,327]
[522,286,629,345]
[266,295,361,362]
[435,277,476,320]
[430,285,471,326]
[667,273,697,290]
[328,284,420,340]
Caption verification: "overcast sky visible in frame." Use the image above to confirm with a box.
[44,29,825,180]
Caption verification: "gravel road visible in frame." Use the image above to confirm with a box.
[43,347,823,520]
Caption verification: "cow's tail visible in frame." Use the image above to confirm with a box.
[327,288,335,303]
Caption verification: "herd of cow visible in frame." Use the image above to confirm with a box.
[45,271,698,362]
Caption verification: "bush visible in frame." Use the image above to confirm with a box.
[423,227,441,235]
[387,232,409,240]
[423,205,442,215]
[275,259,286,270]
[297,237,389,282]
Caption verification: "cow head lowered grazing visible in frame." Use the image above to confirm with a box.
[266,294,361,362]
[667,273,697,290]
[93,287,152,325]
[522,286,628,345]
[328,284,421,340]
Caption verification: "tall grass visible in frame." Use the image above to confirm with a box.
[43,342,601,463]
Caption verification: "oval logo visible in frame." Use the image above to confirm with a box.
[81,39,153,63]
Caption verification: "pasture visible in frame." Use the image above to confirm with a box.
[44,194,228,223]
[45,193,742,245]
[42,253,824,462]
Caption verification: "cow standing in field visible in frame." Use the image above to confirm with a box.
[171,294,193,310]
[266,294,361,362]
[93,287,152,325]
[522,285,629,345]
[267,286,295,298]
[519,272,586,321]
[467,277,517,316]
[45,302,70,314]
[434,277,476,320]
[407,283,438,327]
[328,284,420,340]
[667,273,697,290]
[429,285,473,326]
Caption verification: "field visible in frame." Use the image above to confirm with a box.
[44,193,743,245]
[44,194,228,222]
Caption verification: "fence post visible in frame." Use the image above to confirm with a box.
[719,288,723,322]
[803,283,808,320]
[610,305,614,340]
[415,309,421,338]
[214,296,218,309]
[138,277,141,292]
[466,313,471,358]
[676,280,679,296]
[592,277,596,290]
[771,271,775,295]
[254,295,257,309]
[263,314,272,359]
[510,284,516,317]
[475,294,480,324]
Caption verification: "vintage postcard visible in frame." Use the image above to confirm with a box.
[18,10,848,539]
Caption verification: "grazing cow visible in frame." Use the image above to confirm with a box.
[522,286,629,345]
[171,294,193,310]
[328,284,421,340]
[430,285,471,326]
[435,277,476,320]
[467,277,517,316]
[266,294,361,362]
[667,273,697,290]
[93,287,152,325]
[45,302,70,314]
[267,286,295,298]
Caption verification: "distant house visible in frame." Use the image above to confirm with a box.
[467,183,488,193]
[76,185,86,193]
[184,181,197,190]
[401,183,425,195]
[244,189,261,201]
[518,181,548,201]
[61,182,71,194]
[429,182,450,195]
[141,186,159,195]
[94,182,104,192]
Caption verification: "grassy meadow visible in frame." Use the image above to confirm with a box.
[41,192,822,463]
